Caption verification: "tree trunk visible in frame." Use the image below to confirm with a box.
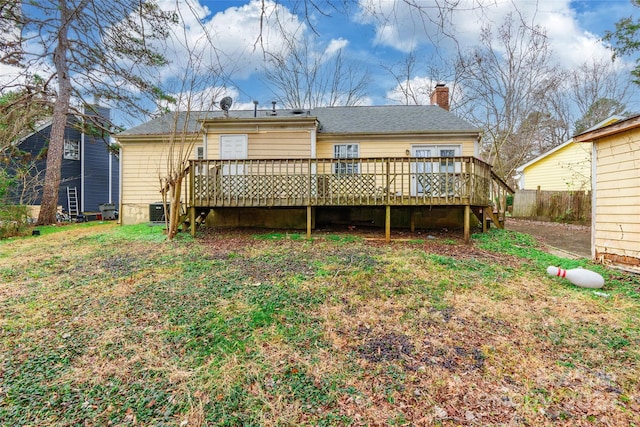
[37,1,73,225]
[167,172,185,239]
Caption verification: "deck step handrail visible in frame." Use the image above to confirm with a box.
[488,171,515,228]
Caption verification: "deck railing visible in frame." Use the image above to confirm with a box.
[189,157,495,208]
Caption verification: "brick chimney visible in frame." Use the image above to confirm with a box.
[430,83,449,111]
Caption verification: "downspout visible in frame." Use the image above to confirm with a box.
[310,125,317,177]
[108,137,112,203]
[118,143,123,225]
[80,122,85,212]
[591,142,597,260]
[203,128,208,159]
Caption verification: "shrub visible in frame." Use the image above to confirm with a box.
[0,204,31,239]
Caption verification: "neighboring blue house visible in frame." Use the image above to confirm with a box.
[8,105,119,218]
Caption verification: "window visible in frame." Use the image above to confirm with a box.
[194,146,204,175]
[333,144,359,174]
[64,139,80,160]
[438,149,456,173]
[412,145,461,195]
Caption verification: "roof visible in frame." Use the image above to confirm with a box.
[117,111,213,136]
[118,105,479,137]
[573,113,640,142]
[12,119,54,145]
[312,105,477,134]
[13,105,112,145]
[516,115,625,173]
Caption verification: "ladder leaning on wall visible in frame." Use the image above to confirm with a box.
[67,187,79,217]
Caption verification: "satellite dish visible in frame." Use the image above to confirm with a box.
[220,96,233,112]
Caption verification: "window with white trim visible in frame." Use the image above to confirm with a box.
[64,139,80,160]
[412,145,461,195]
[333,144,359,174]
[194,145,204,175]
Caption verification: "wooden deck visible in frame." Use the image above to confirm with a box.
[183,157,512,240]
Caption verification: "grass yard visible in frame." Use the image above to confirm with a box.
[0,222,638,426]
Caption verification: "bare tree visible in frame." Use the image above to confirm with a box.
[567,59,635,133]
[0,81,52,153]
[0,0,22,67]
[0,0,176,225]
[456,13,563,182]
[156,6,228,239]
[262,35,370,109]
[383,53,431,105]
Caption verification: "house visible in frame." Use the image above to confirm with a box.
[573,114,640,273]
[516,116,624,191]
[5,105,119,219]
[115,86,513,240]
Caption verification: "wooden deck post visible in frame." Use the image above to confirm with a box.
[189,206,196,237]
[385,205,391,242]
[464,205,470,242]
[482,207,487,233]
[307,206,312,239]
[410,208,415,233]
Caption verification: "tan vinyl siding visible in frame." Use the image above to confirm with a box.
[316,137,476,158]
[315,137,478,197]
[119,140,193,224]
[206,131,312,159]
[521,142,591,191]
[594,129,640,264]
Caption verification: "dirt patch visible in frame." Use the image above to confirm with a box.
[504,217,591,259]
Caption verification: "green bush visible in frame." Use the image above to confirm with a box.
[0,168,13,201]
[506,193,514,207]
[0,204,31,239]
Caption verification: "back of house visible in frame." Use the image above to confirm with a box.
[115,99,490,232]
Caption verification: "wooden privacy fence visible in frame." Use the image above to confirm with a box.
[512,189,591,222]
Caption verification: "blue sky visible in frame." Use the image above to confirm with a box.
[152,0,638,114]
[1,0,638,126]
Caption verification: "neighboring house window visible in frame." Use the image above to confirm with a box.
[334,144,359,174]
[64,139,80,160]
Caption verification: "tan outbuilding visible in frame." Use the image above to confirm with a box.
[574,114,640,273]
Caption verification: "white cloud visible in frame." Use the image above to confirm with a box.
[385,75,435,104]
[0,64,26,93]
[356,0,621,70]
[325,38,349,57]
[357,0,434,53]
[157,0,307,82]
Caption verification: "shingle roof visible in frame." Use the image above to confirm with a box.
[117,111,212,136]
[117,105,478,137]
[312,105,477,134]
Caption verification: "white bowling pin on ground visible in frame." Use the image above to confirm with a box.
[546,266,605,289]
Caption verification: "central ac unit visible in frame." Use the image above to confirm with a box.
[149,202,169,222]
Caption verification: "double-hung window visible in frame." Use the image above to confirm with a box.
[333,144,359,174]
[63,139,80,160]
